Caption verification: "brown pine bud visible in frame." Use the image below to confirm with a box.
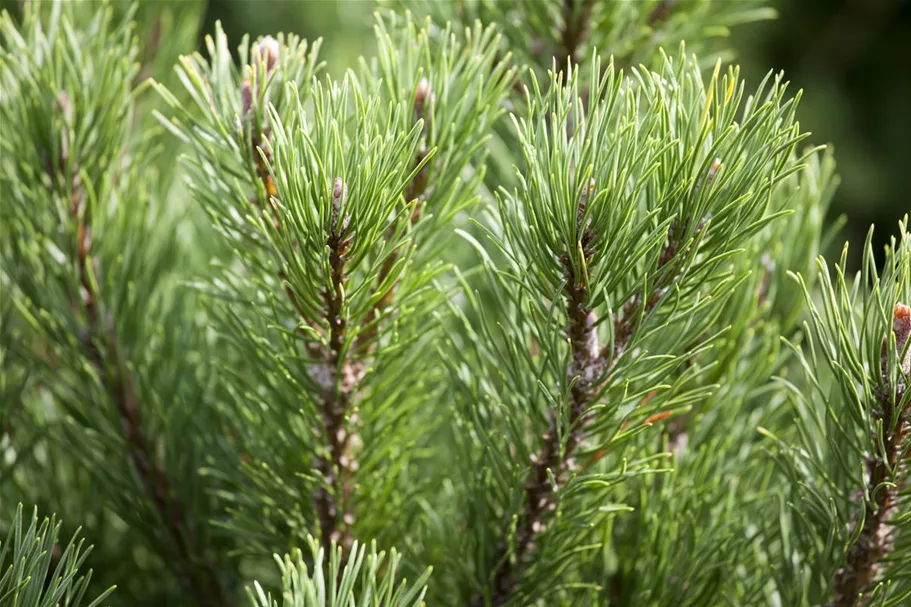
[414,77,433,122]
[706,157,721,186]
[692,158,721,202]
[241,77,254,117]
[894,303,910,375]
[882,303,911,380]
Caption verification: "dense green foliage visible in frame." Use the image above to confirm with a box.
[1,1,909,606]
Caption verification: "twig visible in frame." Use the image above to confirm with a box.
[53,92,227,607]
[248,138,357,552]
[601,214,707,363]
[243,44,361,553]
[557,0,595,70]
[132,16,162,87]
[647,0,679,29]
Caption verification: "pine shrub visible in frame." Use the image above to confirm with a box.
[1,1,909,606]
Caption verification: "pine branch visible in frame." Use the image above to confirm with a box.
[483,183,697,605]
[0,504,115,607]
[51,96,227,607]
[463,52,799,601]
[248,121,358,554]
[774,221,911,606]
[828,303,910,607]
[242,46,361,551]
[246,535,431,607]
[483,182,595,602]
[159,22,481,560]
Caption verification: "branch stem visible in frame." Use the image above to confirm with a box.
[481,209,686,606]
[67,175,226,607]
[558,0,594,69]
[827,400,907,606]
[828,304,911,606]
[312,178,359,554]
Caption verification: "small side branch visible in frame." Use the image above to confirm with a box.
[486,185,602,603]
[828,304,911,607]
[486,245,603,603]
[357,79,433,354]
[603,214,708,363]
[54,95,226,605]
[481,197,694,606]
[248,138,357,553]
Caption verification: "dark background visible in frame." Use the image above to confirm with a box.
[735,0,911,262]
[199,0,910,263]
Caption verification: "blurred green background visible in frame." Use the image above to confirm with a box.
[199,0,909,264]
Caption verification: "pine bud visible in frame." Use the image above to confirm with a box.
[414,77,433,122]
[241,78,254,117]
[332,177,345,202]
[693,159,721,200]
[330,177,348,236]
[893,303,910,375]
[882,303,911,380]
[706,157,721,185]
[254,36,280,75]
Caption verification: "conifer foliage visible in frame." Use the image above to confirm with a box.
[1,0,909,606]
